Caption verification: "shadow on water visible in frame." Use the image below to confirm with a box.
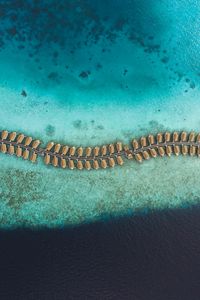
[0,206,200,299]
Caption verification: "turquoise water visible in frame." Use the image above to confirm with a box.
[0,0,200,227]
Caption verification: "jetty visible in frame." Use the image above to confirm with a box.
[0,130,200,170]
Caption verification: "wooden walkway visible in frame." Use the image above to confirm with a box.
[0,130,199,170]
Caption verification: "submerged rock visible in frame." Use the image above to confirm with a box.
[21,90,27,97]
[79,71,91,79]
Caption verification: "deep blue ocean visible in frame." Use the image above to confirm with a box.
[0,0,200,299]
[1,207,200,299]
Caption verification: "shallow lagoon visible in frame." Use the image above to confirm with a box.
[0,0,200,227]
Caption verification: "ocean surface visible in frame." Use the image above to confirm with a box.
[0,0,200,227]
[0,1,200,298]
[1,207,200,299]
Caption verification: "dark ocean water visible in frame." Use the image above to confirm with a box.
[1,207,200,300]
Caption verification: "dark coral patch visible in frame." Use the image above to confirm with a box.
[73,120,82,129]
[46,124,55,136]
[21,90,27,97]
[47,72,61,83]
[161,56,169,64]
[96,125,104,130]
[79,71,90,79]
[190,82,195,89]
